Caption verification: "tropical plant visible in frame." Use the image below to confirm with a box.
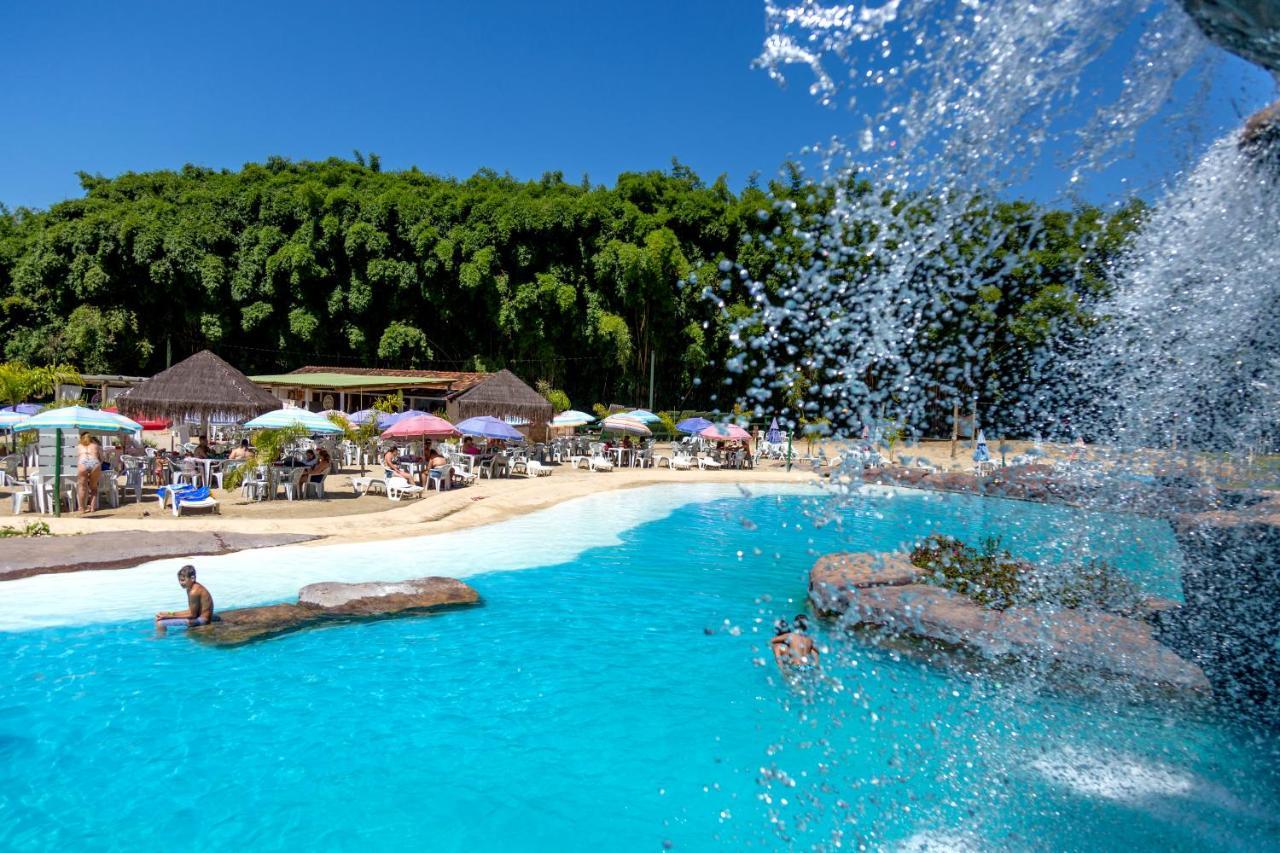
[221,425,309,492]
[0,362,83,408]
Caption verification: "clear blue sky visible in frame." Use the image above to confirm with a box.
[1,1,1274,211]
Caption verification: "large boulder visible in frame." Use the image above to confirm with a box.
[1179,1,1280,74]
[192,576,480,647]
[809,552,924,616]
[1160,506,1280,719]
[810,555,1211,694]
[298,577,478,615]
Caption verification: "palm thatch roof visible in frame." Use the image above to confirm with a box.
[115,350,280,421]
[447,369,553,424]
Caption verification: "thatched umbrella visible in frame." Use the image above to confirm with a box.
[115,350,279,426]
[447,369,552,428]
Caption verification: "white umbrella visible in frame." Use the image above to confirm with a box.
[600,415,652,437]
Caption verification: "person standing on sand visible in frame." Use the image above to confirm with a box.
[76,432,103,514]
[156,565,214,630]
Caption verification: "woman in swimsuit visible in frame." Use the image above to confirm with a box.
[76,432,103,514]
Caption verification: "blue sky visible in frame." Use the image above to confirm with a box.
[1,1,1274,211]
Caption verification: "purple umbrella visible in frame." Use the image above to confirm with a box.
[349,408,395,429]
[388,409,430,425]
[2,404,41,416]
[455,416,525,441]
[766,417,783,444]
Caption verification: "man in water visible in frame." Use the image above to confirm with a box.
[155,565,214,630]
[770,614,820,673]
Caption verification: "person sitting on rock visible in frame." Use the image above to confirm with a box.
[770,614,820,673]
[155,565,215,630]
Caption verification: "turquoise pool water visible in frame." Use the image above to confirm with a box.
[1,487,1277,851]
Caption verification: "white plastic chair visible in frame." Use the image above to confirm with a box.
[303,472,328,499]
[427,465,452,493]
[386,476,423,500]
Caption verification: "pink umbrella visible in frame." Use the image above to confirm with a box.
[380,414,460,440]
[699,423,751,441]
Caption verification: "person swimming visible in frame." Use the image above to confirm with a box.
[770,613,820,673]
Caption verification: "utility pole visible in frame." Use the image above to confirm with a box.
[648,358,655,411]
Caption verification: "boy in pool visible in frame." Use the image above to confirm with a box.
[770,614,820,673]
[155,565,214,629]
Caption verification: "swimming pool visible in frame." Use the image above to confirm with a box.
[1,485,1276,850]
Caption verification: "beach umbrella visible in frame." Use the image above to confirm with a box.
[316,409,350,423]
[2,404,41,416]
[380,414,460,440]
[676,417,713,434]
[699,423,751,441]
[972,429,991,463]
[600,415,652,437]
[13,407,143,517]
[552,409,595,427]
[388,409,431,425]
[0,411,30,429]
[349,408,395,429]
[623,409,662,424]
[765,416,783,444]
[243,407,345,434]
[13,406,142,435]
[455,415,524,441]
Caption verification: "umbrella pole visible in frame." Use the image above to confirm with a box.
[54,428,63,518]
[786,429,793,472]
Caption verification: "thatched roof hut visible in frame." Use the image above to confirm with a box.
[445,369,552,425]
[116,350,280,421]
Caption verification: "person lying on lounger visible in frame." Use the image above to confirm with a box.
[155,565,215,629]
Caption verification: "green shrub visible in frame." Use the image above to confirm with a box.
[910,534,1030,609]
[0,521,52,538]
[910,534,1144,614]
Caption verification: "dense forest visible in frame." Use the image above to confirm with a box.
[0,156,1142,425]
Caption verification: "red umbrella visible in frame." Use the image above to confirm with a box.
[699,423,751,441]
[380,414,460,440]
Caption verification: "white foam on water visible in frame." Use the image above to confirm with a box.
[897,829,983,852]
[0,482,823,632]
[1030,746,1196,801]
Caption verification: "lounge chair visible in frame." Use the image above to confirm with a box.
[588,455,614,471]
[670,453,693,470]
[154,483,195,510]
[696,454,722,470]
[524,460,552,477]
[385,476,423,500]
[173,486,219,517]
[451,466,479,487]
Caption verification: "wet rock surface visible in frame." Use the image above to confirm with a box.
[192,576,480,647]
[0,531,320,581]
[1179,0,1280,74]
[809,552,924,616]
[1161,507,1280,718]
[810,553,1210,694]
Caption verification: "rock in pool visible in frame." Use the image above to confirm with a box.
[191,577,480,647]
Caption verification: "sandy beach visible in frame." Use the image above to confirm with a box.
[0,438,1073,554]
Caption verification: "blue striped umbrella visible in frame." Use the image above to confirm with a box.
[623,409,662,424]
[243,408,345,434]
[0,411,30,429]
[12,406,141,434]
